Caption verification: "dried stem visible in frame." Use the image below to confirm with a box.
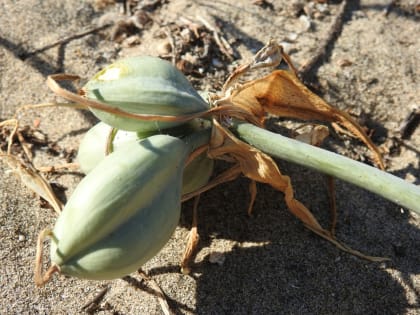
[298,0,348,80]
[34,229,59,286]
[180,195,201,274]
[47,74,260,125]
[137,269,174,315]
[22,24,112,59]
[182,164,242,202]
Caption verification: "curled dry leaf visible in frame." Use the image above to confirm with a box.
[225,69,384,169]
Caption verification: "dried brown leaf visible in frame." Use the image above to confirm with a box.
[1,154,63,214]
[229,70,385,169]
[209,120,322,230]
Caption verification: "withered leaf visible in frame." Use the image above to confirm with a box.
[209,120,322,230]
[2,154,63,214]
[229,70,385,169]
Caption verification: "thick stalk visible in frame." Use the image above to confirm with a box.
[232,122,420,214]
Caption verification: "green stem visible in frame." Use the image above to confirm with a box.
[232,122,420,214]
[182,126,212,153]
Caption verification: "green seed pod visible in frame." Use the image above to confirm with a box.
[182,152,214,195]
[82,56,209,132]
[51,135,188,280]
[76,122,140,174]
[77,121,214,194]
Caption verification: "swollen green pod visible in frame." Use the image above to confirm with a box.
[76,122,141,174]
[182,152,214,195]
[82,56,209,132]
[51,135,188,280]
[77,121,214,194]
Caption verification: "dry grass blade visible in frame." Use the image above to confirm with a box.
[138,270,175,315]
[34,228,60,286]
[0,118,19,154]
[36,162,79,173]
[81,286,109,312]
[197,14,234,61]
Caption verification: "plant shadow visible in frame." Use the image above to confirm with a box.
[173,158,420,314]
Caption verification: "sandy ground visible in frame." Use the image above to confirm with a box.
[0,0,419,314]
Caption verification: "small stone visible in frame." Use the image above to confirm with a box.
[208,251,226,265]
[337,59,353,67]
[157,40,172,55]
[404,173,416,183]
[212,58,224,68]
[286,32,298,42]
[315,3,328,13]
[121,35,141,48]
[299,14,312,31]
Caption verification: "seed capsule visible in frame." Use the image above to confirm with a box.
[51,135,188,280]
[77,121,214,194]
[82,56,209,132]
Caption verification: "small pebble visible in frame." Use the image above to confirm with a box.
[286,32,298,42]
[337,59,353,67]
[404,173,416,183]
[212,58,224,68]
[299,14,312,31]
[279,42,294,54]
[157,40,172,55]
[121,35,141,48]
[208,251,226,265]
[315,3,328,13]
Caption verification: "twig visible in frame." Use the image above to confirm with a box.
[400,108,420,140]
[137,269,175,315]
[22,24,112,59]
[163,27,177,65]
[384,0,397,16]
[298,0,348,80]
[16,129,33,161]
[197,14,234,61]
[37,162,80,173]
[81,286,109,313]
